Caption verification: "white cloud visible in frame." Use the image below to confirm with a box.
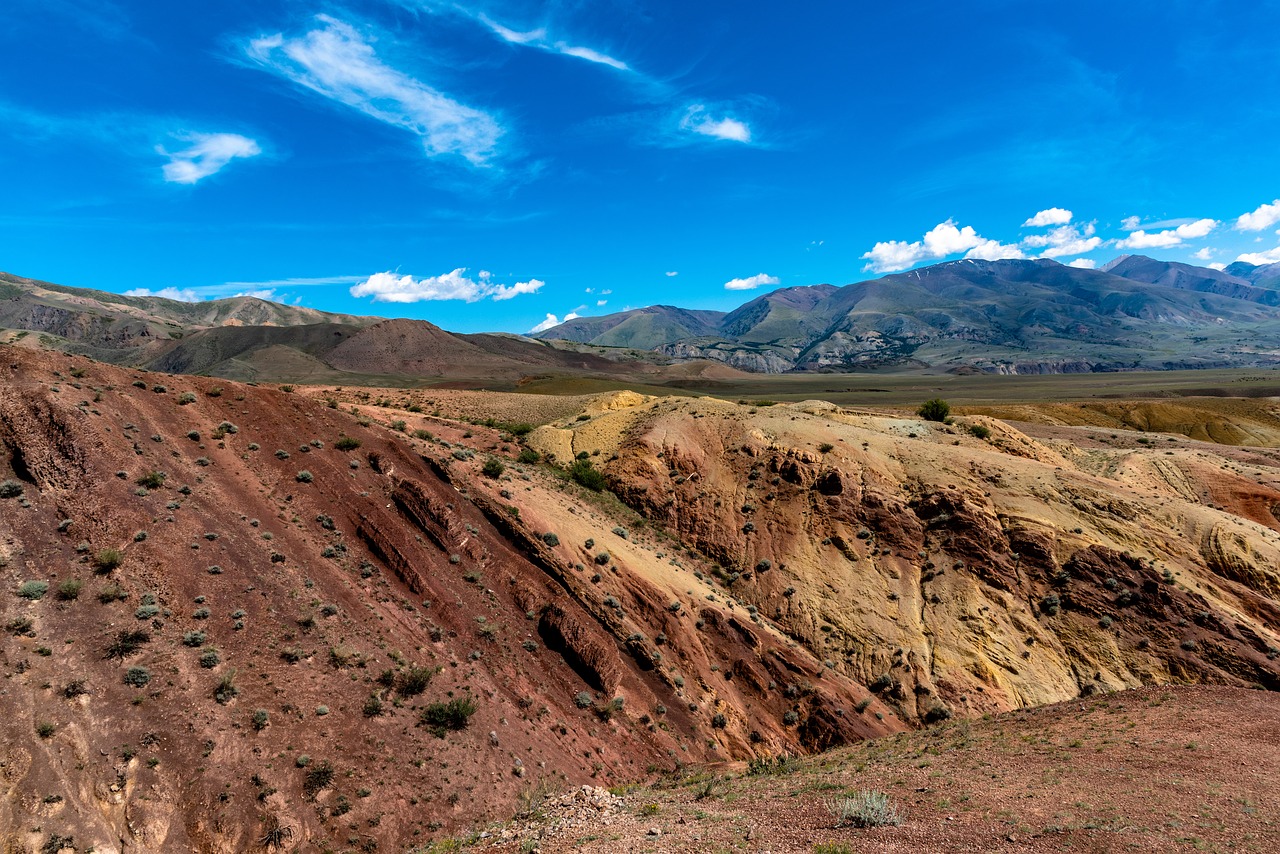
[477,13,628,70]
[861,220,988,272]
[123,286,200,302]
[600,288,612,294]
[1193,247,1215,261]
[964,239,1025,261]
[1236,246,1280,265]
[596,299,607,306]
[246,16,501,165]
[1120,215,1142,231]
[724,272,779,291]
[1116,218,1218,249]
[529,313,562,333]
[1067,258,1097,269]
[1023,223,1103,258]
[680,105,751,143]
[665,271,678,277]
[157,132,260,184]
[232,289,280,301]
[1208,262,1227,271]
[1022,208,1072,227]
[556,44,628,70]
[349,268,544,303]
[223,275,364,287]
[1236,199,1280,232]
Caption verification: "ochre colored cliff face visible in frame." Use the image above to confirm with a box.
[530,394,1280,722]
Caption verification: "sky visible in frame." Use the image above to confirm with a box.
[3,1,1280,333]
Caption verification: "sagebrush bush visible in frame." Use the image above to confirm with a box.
[421,696,477,736]
[0,479,23,499]
[827,791,904,827]
[17,580,49,600]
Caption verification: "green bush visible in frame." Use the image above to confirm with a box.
[17,580,49,600]
[295,470,313,483]
[105,629,150,659]
[517,448,540,464]
[421,696,477,737]
[251,709,270,731]
[0,479,23,499]
[969,424,991,440]
[303,760,334,798]
[334,436,361,451]
[482,458,506,478]
[123,666,151,687]
[136,470,167,489]
[569,459,606,491]
[917,398,950,422]
[213,669,239,704]
[95,548,123,571]
[397,665,438,698]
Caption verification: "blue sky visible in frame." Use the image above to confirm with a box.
[4,1,1280,333]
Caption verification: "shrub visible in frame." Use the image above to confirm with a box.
[274,449,289,460]
[363,692,385,717]
[94,546,125,573]
[213,669,239,704]
[1040,593,1061,616]
[303,761,334,798]
[827,791,904,827]
[594,552,610,565]
[482,458,506,478]
[334,436,361,451]
[136,470,167,489]
[969,424,991,440]
[517,448,540,464]
[917,398,951,422]
[612,526,628,539]
[98,584,128,603]
[818,442,834,453]
[123,666,151,687]
[541,532,560,546]
[569,459,606,491]
[178,392,197,405]
[17,580,49,600]
[280,647,304,663]
[390,420,407,433]
[200,648,222,668]
[711,713,728,729]
[295,470,313,483]
[134,604,160,620]
[252,709,269,731]
[421,697,477,736]
[105,629,150,659]
[36,721,57,739]
[397,665,438,698]
[182,630,206,647]
[574,691,594,709]
[0,479,23,499]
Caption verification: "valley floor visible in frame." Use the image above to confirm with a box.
[484,685,1280,854]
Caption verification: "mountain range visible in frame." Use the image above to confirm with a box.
[537,255,1280,374]
[5,255,1280,381]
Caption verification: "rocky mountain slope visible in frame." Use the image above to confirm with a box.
[0,346,894,853]
[537,256,1280,374]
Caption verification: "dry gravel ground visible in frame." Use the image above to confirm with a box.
[485,685,1279,854]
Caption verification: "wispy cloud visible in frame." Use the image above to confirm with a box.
[724,272,779,291]
[1067,258,1097,269]
[223,275,366,288]
[664,271,678,277]
[244,15,502,166]
[680,104,752,143]
[473,10,629,70]
[157,132,260,184]
[349,268,544,303]
[1236,199,1280,232]
[123,286,200,302]
[1115,218,1217,249]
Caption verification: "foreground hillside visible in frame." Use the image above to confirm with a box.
[490,685,1280,852]
[0,346,891,853]
[4,343,1280,852]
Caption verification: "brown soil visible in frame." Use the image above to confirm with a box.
[490,685,1280,853]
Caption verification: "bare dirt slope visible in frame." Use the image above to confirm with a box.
[490,684,1280,853]
[0,347,892,853]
